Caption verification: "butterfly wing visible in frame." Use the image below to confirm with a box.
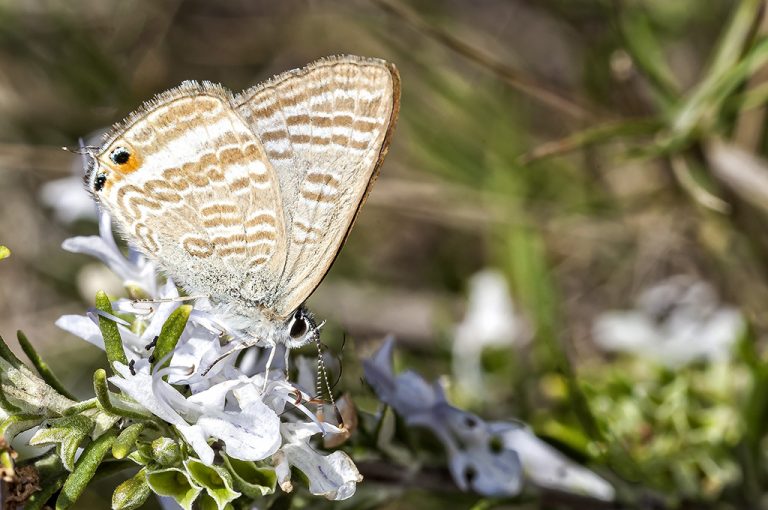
[234,55,400,318]
[93,82,287,310]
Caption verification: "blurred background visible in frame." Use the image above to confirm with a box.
[4,0,768,508]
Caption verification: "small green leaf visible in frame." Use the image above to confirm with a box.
[93,369,153,422]
[17,330,76,400]
[0,333,23,369]
[185,458,241,509]
[112,468,151,510]
[151,436,181,466]
[0,414,42,442]
[127,446,152,466]
[55,430,117,509]
[30,415,95,471]
[113,423,145,460]
[0,245,9,260]
[223,456,276,497]
[146,467,202,510]
[95,291,129,368]
[152,305,192,370]
[25,477,64,510]
[197,493,235,510]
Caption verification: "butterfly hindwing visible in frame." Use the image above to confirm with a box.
[234,55,400,318]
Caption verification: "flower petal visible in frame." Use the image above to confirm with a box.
[198,400,281,462]
[55,314,105,350]
[280,443,362,500]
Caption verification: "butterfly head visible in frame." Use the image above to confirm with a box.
[284,307,321,349]
[87,141,142,196]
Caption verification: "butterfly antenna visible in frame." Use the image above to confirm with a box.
[313,320,337,411]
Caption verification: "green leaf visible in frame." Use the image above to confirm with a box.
[127,445,153,466]
[152,305,192,370]
[93,369,153,422]
[113,423,145,460]
[0,245,9,260]
[223,456,276,498]
[197,493,235,510]
[619,9,680,106]
[17,330,76,400]
[95,291,129,369]
[185,458,241,509]
[151,436,182,466]
[30,415,95,471]
[55,430,117,509]
[0,414,42,442]
[0,333,23,369]
[146,467,202,510]
[25,477,64,510]
[112,468,151,510]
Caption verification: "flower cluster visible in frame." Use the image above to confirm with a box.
[1,211,361,510]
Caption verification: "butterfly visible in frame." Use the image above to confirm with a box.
[84,55,400,349]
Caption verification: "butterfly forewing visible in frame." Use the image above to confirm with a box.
[97,84,287,308]
[234,56,400,318]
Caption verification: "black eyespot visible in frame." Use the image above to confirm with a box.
[290,316,308,339]
[94,173,107,192]
[110,146,131,165]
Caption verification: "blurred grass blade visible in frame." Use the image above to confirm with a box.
[95,291,129,369]
[55,430,117,509]
[17,331,76,400]
[665,0,765,149]
[619,8,680,106]
[371,0,595,120]
[519,118,662,165]
[708,0,763,79]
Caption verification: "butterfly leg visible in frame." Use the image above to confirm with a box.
[262,344,277,394]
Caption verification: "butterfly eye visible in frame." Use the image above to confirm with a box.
[289,315,308,339]
[94,173,107,192]
[110,146,131,165]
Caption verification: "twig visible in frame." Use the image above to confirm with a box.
[370,0,596,121]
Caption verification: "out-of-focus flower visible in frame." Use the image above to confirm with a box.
[593,275,744,367]
[452,270,529,396]
[39,176,97,224]
[364,338,614,500]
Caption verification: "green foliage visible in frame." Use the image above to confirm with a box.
[95,291,129,368]
[151,304,191,370]
[111,468,152,510]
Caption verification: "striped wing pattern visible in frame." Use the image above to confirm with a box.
[235,56,400,317]
[96,56,399,320]
[99,85,287,307]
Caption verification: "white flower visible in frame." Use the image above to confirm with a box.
[364,338,614,500]
[593,275,745,367]
[56,279,180,360]
[54,205,363,501]
[109,361,282,465]
[274,422,362,501]
[452,270,529,396]
[62,210,158,297]
[489,422,615,501]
